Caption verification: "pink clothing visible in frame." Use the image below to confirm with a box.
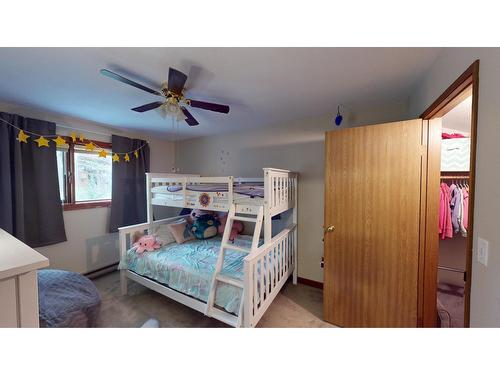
[462,187,469,230]
[439,183,453,239]
[442,133,466,139]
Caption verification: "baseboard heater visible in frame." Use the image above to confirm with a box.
[84,262,119,279]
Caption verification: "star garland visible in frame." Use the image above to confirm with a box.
[1,117,147,163]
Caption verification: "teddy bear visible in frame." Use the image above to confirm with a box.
[132,234,162,254]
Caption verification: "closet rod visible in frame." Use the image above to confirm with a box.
[440,175,470,180]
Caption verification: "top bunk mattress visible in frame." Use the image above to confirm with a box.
[151,183,264,198]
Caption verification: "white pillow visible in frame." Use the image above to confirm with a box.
[152,224,176,245]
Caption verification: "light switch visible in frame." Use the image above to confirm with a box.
[477,237,489,266]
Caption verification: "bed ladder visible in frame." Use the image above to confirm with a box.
[205,203,264,327]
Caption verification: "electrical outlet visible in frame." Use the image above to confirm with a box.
[477,237,489,266]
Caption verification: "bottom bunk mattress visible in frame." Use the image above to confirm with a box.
[119,235,255,314]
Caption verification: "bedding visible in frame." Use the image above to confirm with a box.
[119,235,259,314]
[151,183,265,198]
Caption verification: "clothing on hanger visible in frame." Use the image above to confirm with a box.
[462,186,469,231]
[439,180,468,239]
[449,184,461,233]
[439,183,453,239]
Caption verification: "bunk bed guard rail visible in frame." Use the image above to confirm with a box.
[243,224,297,327]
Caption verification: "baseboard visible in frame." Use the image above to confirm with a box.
[84,262,119,279]
[297,277,323,289]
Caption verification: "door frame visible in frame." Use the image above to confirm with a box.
[419,59,480,327]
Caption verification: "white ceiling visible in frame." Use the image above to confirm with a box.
[442,95,472,134]
[0,48,441,139]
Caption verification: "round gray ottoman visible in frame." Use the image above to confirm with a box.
[38,269,101,328]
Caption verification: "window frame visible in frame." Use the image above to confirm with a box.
[59,136,113,211]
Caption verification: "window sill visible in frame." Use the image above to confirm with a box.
[63,200,111,211]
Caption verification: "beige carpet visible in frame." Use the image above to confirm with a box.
[92,271,333,328]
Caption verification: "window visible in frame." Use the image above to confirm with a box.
[56,137,113,210]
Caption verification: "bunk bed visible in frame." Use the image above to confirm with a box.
[118,168,298,327]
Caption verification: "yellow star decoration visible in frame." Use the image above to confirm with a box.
[134,150,139,159]
[79,133,85,142]
[70,131,77,142]
[124,153,130,162]
[98,149,107,158]
[53,136,67,147]
[34,136,50,147]
[112,153,120,162]
[85,142,95,151]
[17,130,30,143]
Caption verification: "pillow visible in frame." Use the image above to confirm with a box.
[192,214,220,240]
[167,219,195,244]
[152,224,175,245]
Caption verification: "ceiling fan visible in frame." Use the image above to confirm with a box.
[100,67,230,126]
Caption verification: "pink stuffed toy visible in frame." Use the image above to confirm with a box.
[133,235,161,254]
[217,214,244,242]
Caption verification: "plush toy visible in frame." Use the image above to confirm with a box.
[217,214,244,242]
[188,209,215,223]
[133,235,162,254]
[191,214,220,240]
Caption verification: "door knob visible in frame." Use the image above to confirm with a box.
[325,225,335,234]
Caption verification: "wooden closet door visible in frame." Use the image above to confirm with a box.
[323,119,425,327]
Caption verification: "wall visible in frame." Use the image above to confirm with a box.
[177,100,410,282]
[0,101,176,274]
[408,48,500,327]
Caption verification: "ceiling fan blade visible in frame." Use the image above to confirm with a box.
[100,69,162,96]
[168,68,188,95]
[188,99,230,114]
[181,107,199,126]
[131,101,164,113]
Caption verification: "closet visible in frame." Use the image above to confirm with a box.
[437,94,472,328]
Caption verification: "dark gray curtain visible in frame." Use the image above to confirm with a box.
[0,112,67,247]
[109,134,150,232]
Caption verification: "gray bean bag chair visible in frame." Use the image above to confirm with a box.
[38,269,101,328]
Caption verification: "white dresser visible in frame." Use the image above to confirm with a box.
[0,229,49,327]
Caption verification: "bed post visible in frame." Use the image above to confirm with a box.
[292,174,298,285]
[146,173,153,224]
[263,169,272,243]
[243,259,253,328]
[119,229,128,295]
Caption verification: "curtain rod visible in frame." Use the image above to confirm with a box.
[55,122,114,137]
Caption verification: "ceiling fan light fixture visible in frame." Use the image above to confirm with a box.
[176,110,187,122]
[165,101,178,114]
[101,67,228,127]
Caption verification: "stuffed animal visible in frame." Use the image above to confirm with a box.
[191,214,220,240]
[217,214,244,242]
[188,209,215,223]
[133,235,162,254]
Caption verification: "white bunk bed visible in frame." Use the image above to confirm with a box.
[118,168,298,327]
